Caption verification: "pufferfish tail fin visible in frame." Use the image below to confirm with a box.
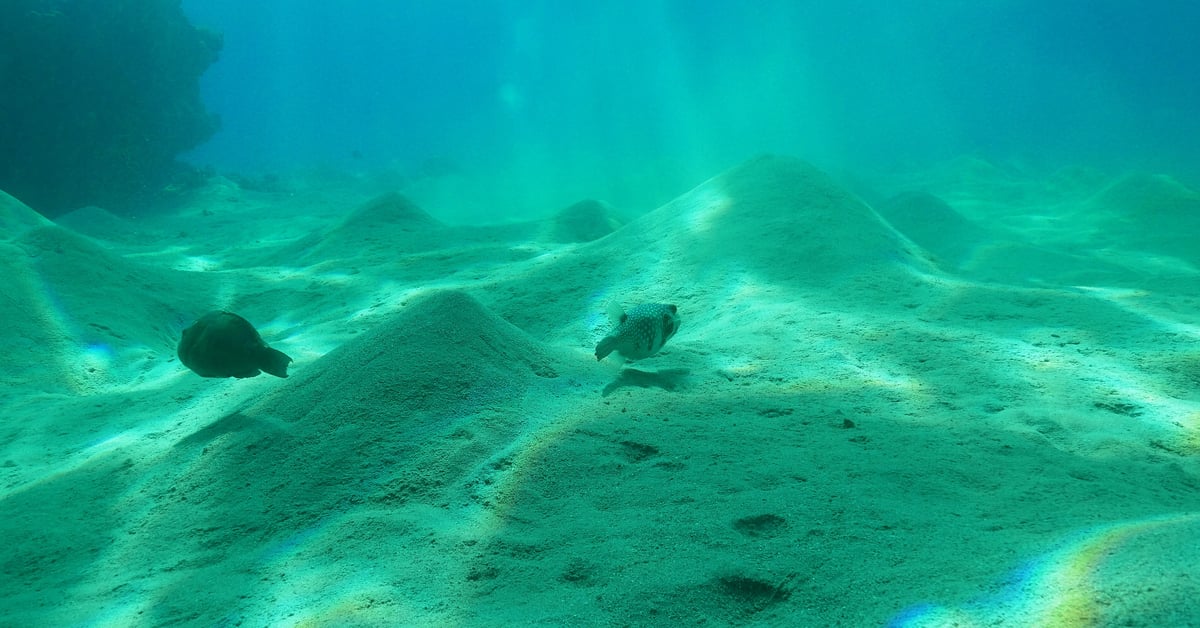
[595,335,618,361]
[596,302,626,361]
[606,302,627,324]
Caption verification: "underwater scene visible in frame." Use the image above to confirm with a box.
[2,1,1199,626]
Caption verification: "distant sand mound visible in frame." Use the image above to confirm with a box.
[476,156,936,339]
[0,189,51,238]
[546,199,623,243]
[339,191,442,233]
[248,289,559,424]
[1090,173,1200,262]
[603,154,932,283]
[1092,173,1200,223]
[53,205,149,243]
[284,191,445,261]
[874,191,985,267]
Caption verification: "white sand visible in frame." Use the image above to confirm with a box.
[1,155,1198,626]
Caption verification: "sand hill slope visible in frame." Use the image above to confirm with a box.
[147,291,571,619]
[0,289,581,626]
[1088,172,1200,265]
[284,191,445,262]
[862,159,1200,286]
[594,154,932,283]
[873,190,989,268]
[0,189,51,236]
[475,154,937,341]
[1,224,218,394]
[1,155,1199,626]
[250,289,561,423]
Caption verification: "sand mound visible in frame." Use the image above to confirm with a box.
[0,189,51,238]
[546,199,622,243]
[0,241,57,395]
[150,291,563,584]
[1090,173,1200,262]
[339,191,442,233]
[4,156,1200,627]
[4,225,215,392]
[472,155,938,343]
[282,191,447,262]
[874,191,985,267]
[1091,172,1200,223]
[607,155,932,283]
[53,205,154,244]
[247,289,559,424]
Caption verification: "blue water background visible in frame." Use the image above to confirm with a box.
[180,0,1200,212]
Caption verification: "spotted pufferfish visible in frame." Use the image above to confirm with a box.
[594,303,680,361]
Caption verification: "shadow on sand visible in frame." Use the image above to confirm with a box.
[602,367,691,397]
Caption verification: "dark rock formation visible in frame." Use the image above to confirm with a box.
[0,0,221,216]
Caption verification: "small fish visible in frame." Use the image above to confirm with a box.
[595,303,680,361]
[177,311,293,378]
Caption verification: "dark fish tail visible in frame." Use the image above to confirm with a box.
[259,347,293,378]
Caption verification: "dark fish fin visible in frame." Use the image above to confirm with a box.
[595,336,617,361]
[259,347,293,378]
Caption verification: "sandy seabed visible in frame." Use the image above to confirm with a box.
[1,155,1199,627]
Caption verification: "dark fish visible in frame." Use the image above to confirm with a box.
[595,303,680,361]
[177,311,292,378]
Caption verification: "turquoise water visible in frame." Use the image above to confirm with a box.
[180,1,1200,217]
[2,3,1200,627]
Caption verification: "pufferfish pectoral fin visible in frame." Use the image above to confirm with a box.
[595,335,618,361]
